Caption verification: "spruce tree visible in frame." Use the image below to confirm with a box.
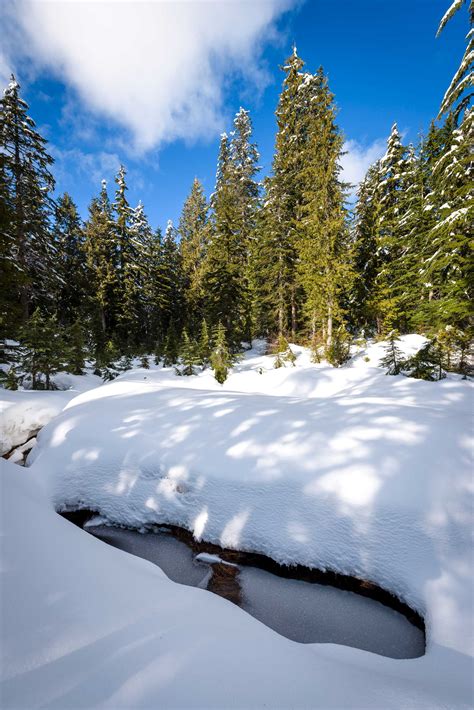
[380,330,405,375]
[113,165,138,348]
[53,193,87,327]
[178,330,200,376]
[372,123,409,333]
[0,76,56,324]
[179,178,209,328]
[84,180,118,350]
[204,129,252,347]
[352,161,382,331]
[198,318,211,367]
[210,321,233,384]
[255,49,306,338]
[65,319,86,375]
[296,66,353,351]
[18,309,64,390]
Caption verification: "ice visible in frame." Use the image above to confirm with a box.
[240,567,424,658]
[87,524,211,588]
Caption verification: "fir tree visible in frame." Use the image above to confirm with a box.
[18,309,64,390]
[0,76,56,324]
[436,0,473,119]
[53,193,87,326]
[210,321,233,384]
[65,319,86,375]
[380,330,405,375]
[372,123,409,333]
[198,318,211,367]
[255,49,306,338]
[179,178,209,328]
[352,161,382,330]
[296,66,353,351]
[162,318,180,367]
[204,129,251,346]
[114,165,138,347]
[177,330,200,376]
[84,180,118,349]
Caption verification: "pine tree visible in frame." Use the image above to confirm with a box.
[113,165,138,348]
[380,330,405,375]
[179,178,209,328]
[204,129,252,347]
[162,220,185,331]
[53,193,87,326]
[65,319,86,375]
[352,161,382,331]
[423,110,473,329]
[436,0,473,120]
[255,49,306,338]
[210,321,233,384]
[162,317,180,367]
[198,318,211,367]
[130,201,155,346]
[178,330,200,375]
[84,180,118,350]
[296,66,353,351]
[0,76,56,324]
[372,123,409,333]
[18,309,64,389]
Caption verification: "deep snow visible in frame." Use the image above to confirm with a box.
[1,336,473,708]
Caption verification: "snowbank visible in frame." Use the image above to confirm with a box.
[1,460,472,709]
[2,336,473,707]
[0,372,102,455]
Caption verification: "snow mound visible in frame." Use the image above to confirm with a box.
[2,459,473,708]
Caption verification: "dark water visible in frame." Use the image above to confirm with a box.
[79,520,425,659]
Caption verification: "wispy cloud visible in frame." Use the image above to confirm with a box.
[340,138,387,195]
[2,0,294,153]
[50,146,121,189]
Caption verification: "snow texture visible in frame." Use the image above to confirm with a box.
[2,336,473,707]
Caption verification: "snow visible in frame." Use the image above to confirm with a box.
[2,336,474,707]
[0,372,102,455]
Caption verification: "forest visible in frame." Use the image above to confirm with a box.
[0,6,472,388]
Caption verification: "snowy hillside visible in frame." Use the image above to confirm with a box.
[1,337,472,708]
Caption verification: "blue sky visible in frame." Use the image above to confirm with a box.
[1,0,467,231]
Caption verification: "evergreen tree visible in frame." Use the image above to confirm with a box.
[18,309,63,389]
[423,110,473,329]
[0,76,56,324]
[296,66,353,351]
[380,330,405,375]
[53,193,87,326]
[162,220,184,331]
[65,319,86,375]
[204,120,258,347]
[113,165,138,348]
[179,178,208,328]
[162,317,180,367]
[84,180,118,350]
[351,161,382,330]
[255,49,306,338]
[177,330,200,375]
[436,0,473,119]
[210,321,233,384]
[372,123,409,333]
[198,318,211,367]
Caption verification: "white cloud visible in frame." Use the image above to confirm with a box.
[2,0,293,152]
[49,146,121,187]
[340,138,386,195]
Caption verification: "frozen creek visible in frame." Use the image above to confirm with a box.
[62,512,425,660]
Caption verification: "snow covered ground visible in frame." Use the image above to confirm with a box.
[1,336,473,708]
[0,371,102,456]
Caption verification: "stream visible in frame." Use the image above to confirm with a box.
[62,512,425,660]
